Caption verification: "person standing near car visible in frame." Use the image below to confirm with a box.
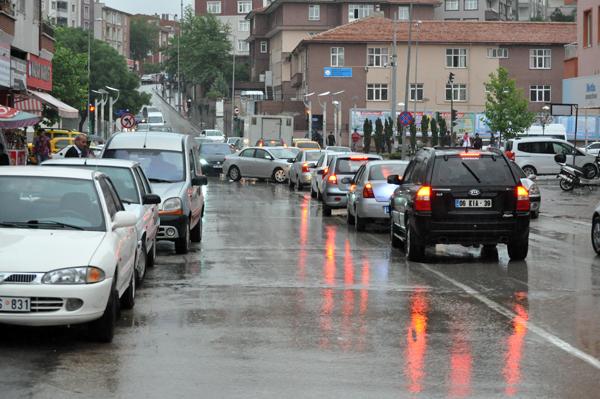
[472,133,483,149]
[33,130,51,164]
[327,131,336,146]
[64,134,89,158]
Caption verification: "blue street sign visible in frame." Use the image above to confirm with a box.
[399,111,414,126]
[324,67,353,78]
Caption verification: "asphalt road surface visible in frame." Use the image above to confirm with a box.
[2,177,600,398]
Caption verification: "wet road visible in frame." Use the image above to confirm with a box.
[2,178,600,398]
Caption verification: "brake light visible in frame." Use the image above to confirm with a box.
[302,162,310,173]
[350,156,369,160]
[459,152,480,158]
[363,182,374,198]
[328,174,338,184]
[415,186,432,211]
[322,167,329,179]
[505,150,515,161]
[515,185,530,211]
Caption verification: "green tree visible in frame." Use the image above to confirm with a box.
[206,72,229,99]
[409,121,417,150]
[484,67,535,140]
[130,17,159,66]
[51,43,88,125]
[430,117,438,146]
[373,118,384,153]
[385,117,394,153]
[142,63,162,74]
[363,119,372,153]
[420,115,429,145]
[550,9,575,22]
[438,115,448,146]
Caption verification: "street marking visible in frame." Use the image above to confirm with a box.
[420,263,600,370]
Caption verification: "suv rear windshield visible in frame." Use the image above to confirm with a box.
[335,158,376,174]
[369,163,408,180]
[432,155,515,186]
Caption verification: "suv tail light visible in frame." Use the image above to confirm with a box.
[302,163,310,173]
[322,167,329,179]
[515,185,530,211]
[363,182,374,198]
[328,174,338,184]
[505,150,515,161]
[415,186,432,211]
[350,156,369,161]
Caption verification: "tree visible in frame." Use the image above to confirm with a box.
[363,119,372,153]
[550,9,575,22]
[430,117,439,147]
[409,121,417,150]
[130,17,159,65]
[206,72,229,99]
[373,118,384,153]
[51,43,88,124]
[484,67,535,140]
[420,115,429,145]
[385,117,394,153]
[438,115,448,146]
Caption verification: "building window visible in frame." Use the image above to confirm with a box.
[445,0,459,11]
[529,49,551,69]
[349,4,374,21]
[238,1,252,14]
[207,1,221,14]
[51,1,56,10]
[367,47,389,67]
[446,48,467,68]
[260,41,268,53]
[84,5,89,18]
[239,20,249,32]
[308,4,320,21]
[367,84,388,101]
[410,84,424,101]
[72,4,76,12]
[583,9,592,48]
[530,85,551,102]
[445,84,467,101]
[237,39,249,52]
[330,47,344,67]
[464,0,478,10]
[487,48,508,58]
[398,5,410,20]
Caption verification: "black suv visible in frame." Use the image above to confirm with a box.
[388,148,531,261]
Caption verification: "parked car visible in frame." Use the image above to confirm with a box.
[509,161,541,219]
[310,151,343,199]
[198,142,235,175]
[42,158,161,283]
[146,112,166,128]
[0,166,138,342]
[288,150,323,190]
[388,148,531,261]
[223,146,297,183]
[319,153,382,216]
[592,203,600,255]
[102,132,207,254]
[295,140,321,150]
[256,138,285,147]
[325,146,351,153]
[505,137,598,178]
[200,129,226,143]
[581,142,600,156]
[141,74,155,84]
[347,160,409,230]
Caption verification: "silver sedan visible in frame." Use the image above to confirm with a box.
[288,150,323,190]
[223,146,297,183]
[347,160,409,231]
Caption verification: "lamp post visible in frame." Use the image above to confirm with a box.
[412,20,422,116]
[178,0,183,114]
[106,86,120,138]
[230,36,236,137]
[331,90,344,142]
[390,12,398,153]
[304,92,314,138]
[401,3,414,159]
[540,105,552,136]
[318,91,330,140]
[98,89,108,137]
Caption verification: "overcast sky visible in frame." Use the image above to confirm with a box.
[102,0,195,17]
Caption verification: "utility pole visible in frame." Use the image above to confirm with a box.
[448,72,454,143]
[178,0,183,114]
[401,4,414,159]
[390,12,398,152]
[87,3,93,133]
[231,36,236,136]
[413,21,421,116]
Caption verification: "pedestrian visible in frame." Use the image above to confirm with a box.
[461,132,471,149]
[489,132,497,148]
[0,143,9,166]
[33,130,51,164]
[472,133,483,149]
[186,98,192,118]
[327,131,335,146]
[64,134,89,158]
[351,129,360,151]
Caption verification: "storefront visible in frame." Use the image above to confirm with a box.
[0,104,41,165]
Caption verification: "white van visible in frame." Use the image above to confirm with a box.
[146,111,166,127]
[520,124,567,141]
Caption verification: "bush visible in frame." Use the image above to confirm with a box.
[388,151,403,159]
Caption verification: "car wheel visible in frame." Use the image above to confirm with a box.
[405,222,425,262]
[591,216,600,255]
[481,244,498,258]
[147,238,156,268]
[288,174,295,188]
[190,215,202,243]
[135,244,147,286]
[521,165,537,177]
[530,210,539,219]
[272,168,287,184]
[390,219,403,249]
[175,220,190,254]
[89,287,118,343]
[323,203,332,217]
[583,163,598,179]
[347,206,355,225]
[355,211,366,232]
[559,178,575,191]
[228,166,241,182]
[507,231,529,260]
[121,271,136,310]
[296,179,303,191]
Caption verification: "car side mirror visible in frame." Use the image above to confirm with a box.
[192,176,208,186]
[341,177,352,184]
[307,162,317,168]
[387,174,403,185]
[142,193,161,205]
[112,211,137,230]
[554,154,566,164]
[287,158,295,163]
[317,169,325,175]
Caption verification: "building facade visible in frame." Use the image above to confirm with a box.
[434,0,515,20]
[290,17,574,136]
[42,0,80,27]
[94,3,131,59]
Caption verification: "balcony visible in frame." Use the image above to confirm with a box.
[290,72,303,88]
[564,42,577,60]
[42,22,55,39]
[0,5,15,36]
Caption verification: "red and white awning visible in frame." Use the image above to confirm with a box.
[13,90,79,119]
[14,97,43,116]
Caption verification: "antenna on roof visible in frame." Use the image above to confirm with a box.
[143,131,148,149]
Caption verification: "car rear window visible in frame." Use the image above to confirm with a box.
[335,158,376,174]
[369,163,408,180]
[432,155,515,185]
[306,152,321,162]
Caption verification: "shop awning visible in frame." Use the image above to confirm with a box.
[27,90,79,119]
[0,105,41,128]
[13,97,43,116]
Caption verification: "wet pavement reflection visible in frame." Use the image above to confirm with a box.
[2,178,600,398]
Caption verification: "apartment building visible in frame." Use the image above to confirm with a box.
[195,0,265,56]
[133,14,180,65]
[290,17,574,135]
[434,0,515,20]
[42,0,80,27]
[94,2,131,59]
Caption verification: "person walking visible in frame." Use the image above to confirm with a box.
[461,132,471,149]
[64,135,89,158]
[472,133,483,149]
[351,129,360,151]
[33,130,51,164]
[327,131,335,147]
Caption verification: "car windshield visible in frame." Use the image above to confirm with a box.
[147,116,163,124]
[335,158,374,174]
[0,176,105,231]
[432,155,515,185]
[103,149,185,183]
[327,146,350,152]
[297,142,319,149]
[369,163,409,180]
[269,148,298,159]
[200,143,233,155]
[70,166,140,204]
[205,131,222,137]
[305,152,322,162]
[137,124,150,131]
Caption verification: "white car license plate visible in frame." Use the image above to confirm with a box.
[383,205,390,214]
[0,297,31,312]
[212,165,222,169]
[455,199,492,208]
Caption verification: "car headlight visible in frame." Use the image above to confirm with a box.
[42,267,105,284]
[199,158,208,165]
[161,197,182,211]
[528,184,540,196]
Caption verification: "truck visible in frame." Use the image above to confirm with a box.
[243,115,294,147]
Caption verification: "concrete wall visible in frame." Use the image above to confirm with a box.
[577,0,600,76]
[12,0,40,55]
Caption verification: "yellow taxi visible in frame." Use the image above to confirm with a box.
[28,130,85,163]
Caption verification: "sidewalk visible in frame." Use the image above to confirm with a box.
[152,87,201,135]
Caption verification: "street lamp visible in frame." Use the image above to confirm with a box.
[317,91,330,139]
[540,105,552,136]
[331,90,344,142]
[106,86,120,138]
[304,92,314,138]
[91,89,107,136]
[412,20,422,115]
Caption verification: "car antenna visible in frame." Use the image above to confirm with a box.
[143,131,148,149]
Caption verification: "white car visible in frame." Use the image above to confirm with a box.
[581,142,600,156]
[223,146,296,183]
[288,149,323,190]
[0,167,138,342]
[42,158,161,284]
[200,129,226,143]
[147,112,166,128]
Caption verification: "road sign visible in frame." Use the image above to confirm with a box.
[120,113,135,129]
[399,111,414,126]
[234,107,240,116]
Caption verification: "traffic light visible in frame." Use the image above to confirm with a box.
[88,104,96,113]
[451,109,458,128]
[448,72,455,84]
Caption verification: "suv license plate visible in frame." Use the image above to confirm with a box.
[0,297,31,312]
[455,199,492,208]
